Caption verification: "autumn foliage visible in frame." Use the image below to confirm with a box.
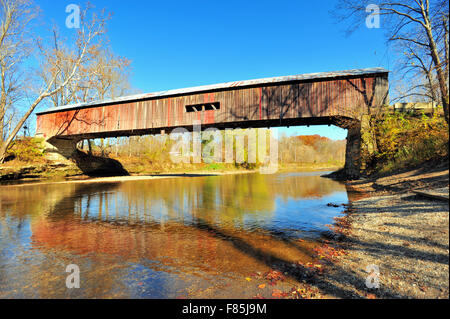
[373,111,449,173]
[279,134,346,165]
[295,135,331,147]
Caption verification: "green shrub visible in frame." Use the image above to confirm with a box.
[205,163,227,170]
[7,137,45,162]
[374,111,448,173]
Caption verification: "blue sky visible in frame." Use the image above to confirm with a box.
[34,0,392,140]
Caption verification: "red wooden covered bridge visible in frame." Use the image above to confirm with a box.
[36,67,389,177]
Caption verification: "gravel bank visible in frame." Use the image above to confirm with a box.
[320,161,449,299]
[326,192,449,298]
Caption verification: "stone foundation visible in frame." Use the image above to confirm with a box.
[344,124,363,179]
[45,137,129,177]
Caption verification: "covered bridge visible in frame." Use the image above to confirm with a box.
[36,67,389,177]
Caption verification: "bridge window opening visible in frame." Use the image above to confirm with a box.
[185,102,220,112]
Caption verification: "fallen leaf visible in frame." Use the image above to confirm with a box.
[258,284,266,289]
[245,277,252,282]
[272,289,283,298]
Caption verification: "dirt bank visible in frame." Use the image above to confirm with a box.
[0,158,341,184]
[0,170,260,188]
[320,162,449,299]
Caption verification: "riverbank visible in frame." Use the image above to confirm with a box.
[0,158,342,184]
[317,161,449,298]
[0,160,83,182]
[0,170,260,188]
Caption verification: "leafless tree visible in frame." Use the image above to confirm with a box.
[0,1,108,162]
[334,0,449,123]
[81,46,132,102]
[40,23,133,155]
[0,0,36,144]
[44,29,131,108]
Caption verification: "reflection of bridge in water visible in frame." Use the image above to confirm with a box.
[0,174,348,276]
[36,68,389,178]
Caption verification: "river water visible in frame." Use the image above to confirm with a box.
[0,171,348,298]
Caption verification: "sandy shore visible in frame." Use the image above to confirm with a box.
[0,165,341,188]
[0,170,258,188]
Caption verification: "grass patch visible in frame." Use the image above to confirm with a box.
[5,137,46,163]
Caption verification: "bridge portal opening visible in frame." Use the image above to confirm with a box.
[276,124,347,166]
[76,124,347,169]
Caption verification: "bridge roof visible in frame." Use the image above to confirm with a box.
[36,67,388,115]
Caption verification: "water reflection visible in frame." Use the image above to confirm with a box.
[0,172,348,298]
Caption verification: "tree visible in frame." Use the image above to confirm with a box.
[81,46,132,102]
[42,26,133,156]
[334,0,449,123]
[0,0,109,162]
[0,0,35,144]
[44,33,132,107]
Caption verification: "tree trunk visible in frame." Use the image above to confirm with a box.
[128,137,132,157]
[0,117,3,144]
[100,138,104,157]
[0,142,7,163]
[87,139,92,155]
[422,10,449,123]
